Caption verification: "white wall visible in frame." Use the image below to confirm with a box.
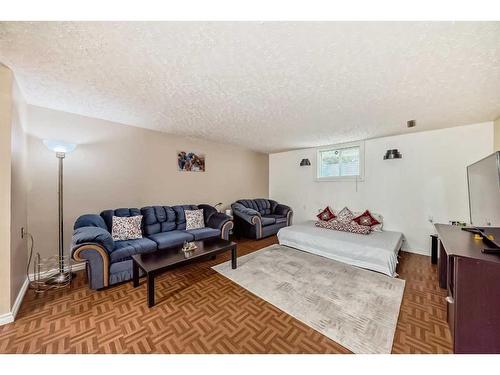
[10,76,28,307]
[26,105,269,260]
[269,122,494,254]
[0,64,29,318]
[0,65,13,315]
[495,117,500,151]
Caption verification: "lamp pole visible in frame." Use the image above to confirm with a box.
[57,151,65,275]
[46,150,74,285]
[42,140,76,286]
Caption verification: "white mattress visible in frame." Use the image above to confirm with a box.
[277,221,404,277]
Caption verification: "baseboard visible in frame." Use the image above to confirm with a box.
[29,261,86,280]
[0,277,29,326]
[402,248,430,256]
[0,261,86,326]
[0,312,14,325]
[11,277,29,320]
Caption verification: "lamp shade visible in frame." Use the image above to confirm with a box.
[43,139,77,154]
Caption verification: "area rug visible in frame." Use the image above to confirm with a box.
[212,244,405,354]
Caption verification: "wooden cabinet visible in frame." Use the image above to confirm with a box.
[435,224,500,354]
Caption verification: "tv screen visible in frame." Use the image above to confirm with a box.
[467,151,500,227]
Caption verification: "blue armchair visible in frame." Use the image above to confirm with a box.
[231,199,293,239]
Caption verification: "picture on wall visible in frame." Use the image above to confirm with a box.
[177,151,206,172]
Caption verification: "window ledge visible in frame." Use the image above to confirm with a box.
[316,176,364,182]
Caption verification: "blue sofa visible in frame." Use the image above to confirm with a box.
[231,199,292,239]
[71,204,233,290]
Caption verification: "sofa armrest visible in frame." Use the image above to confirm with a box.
[274,204,291,216]
[206,212,231,229]
[206,212,233,240]
[197,204,218,223]
[72,226,114,253]
[72,243,110,289]
[232,203,261,225]
[71,227,113,289]
[74,213,108,230]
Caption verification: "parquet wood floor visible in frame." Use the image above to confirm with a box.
[0,236,452,353]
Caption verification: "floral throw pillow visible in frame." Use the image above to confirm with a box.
[316,206,336,222]
[185,209,205,230]
[336,206,355,224]
[315,220,371,235]
[111,215,143,241]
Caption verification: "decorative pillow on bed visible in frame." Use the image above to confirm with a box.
[370,212,384,232]
[335,206,355,224]
[316,206,336,222]
[111,215,143,241]
[353,210,384,231]
[353,210,381,229]
[315,219,371,235]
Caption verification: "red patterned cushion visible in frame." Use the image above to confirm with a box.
[353,210,381,229]
[315,220,371,235]
[316,206,336,222]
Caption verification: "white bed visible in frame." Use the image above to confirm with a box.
[277,221,404,277]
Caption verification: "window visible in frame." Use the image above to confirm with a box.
[316,141,364,181]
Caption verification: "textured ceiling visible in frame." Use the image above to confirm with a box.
[1,22,499,153]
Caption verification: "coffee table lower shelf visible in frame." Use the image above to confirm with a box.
[132,239,237,307]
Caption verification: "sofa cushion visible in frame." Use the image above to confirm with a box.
[173,205,199,230]
[260,216,276,226]
[110,237,157,263]
[141,206,177,235]
[186,227,221,240]
[263,214,287,224]
[148,230,195,250]
[247,221,287,238]
[101,208,141,232]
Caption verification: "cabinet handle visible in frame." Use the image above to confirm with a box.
[445,296,454,304]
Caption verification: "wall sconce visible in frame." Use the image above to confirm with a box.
[383,149,402,160]
[300,158,311,166]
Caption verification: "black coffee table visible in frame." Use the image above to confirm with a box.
[132,238,237,307]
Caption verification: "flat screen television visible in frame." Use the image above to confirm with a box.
[467,151,500,227]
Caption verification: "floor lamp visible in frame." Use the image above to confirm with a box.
[43,139,77,285]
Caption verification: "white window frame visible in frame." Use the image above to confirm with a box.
[316,141,365,182]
